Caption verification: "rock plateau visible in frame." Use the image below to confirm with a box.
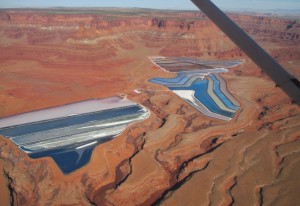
[0,8,299,206]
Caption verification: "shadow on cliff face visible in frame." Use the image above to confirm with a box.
[0,160,12,206]
[0,8,299,206]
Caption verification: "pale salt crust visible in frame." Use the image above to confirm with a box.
[0,96,137,129]
[173,90,231,121]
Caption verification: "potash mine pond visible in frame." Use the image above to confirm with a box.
[150,57,242,121]
[0,57,242,174]
[0,97,149,174]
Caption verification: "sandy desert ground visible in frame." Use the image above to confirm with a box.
[0,8,299,205]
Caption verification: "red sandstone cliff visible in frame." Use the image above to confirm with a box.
[0,9,300,206]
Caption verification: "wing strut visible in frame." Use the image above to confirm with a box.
[191,0,300,105]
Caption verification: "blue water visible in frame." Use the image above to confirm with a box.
[150,72,188,85]
[169,79,235,118]
[28,137,113,174]
[0,105,147,174]
[209,74,239,111]
[150,70,240,118]
[150,70,209,86]
[0,105,143,137]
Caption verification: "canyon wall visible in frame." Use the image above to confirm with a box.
[0,9,299,206]
[1,9,299,77]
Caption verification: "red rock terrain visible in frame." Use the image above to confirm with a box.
[0,8,299,205]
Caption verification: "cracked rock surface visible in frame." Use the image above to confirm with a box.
[0,8,300,206]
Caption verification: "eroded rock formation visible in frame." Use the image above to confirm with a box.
[0,8,299,205]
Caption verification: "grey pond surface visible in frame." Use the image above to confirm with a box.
[0,97,149,174]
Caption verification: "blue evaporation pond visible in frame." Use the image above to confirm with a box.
[149,72,188,85]
[149,70,240,118]
[0,105,141,138]
[209,74,239,111]
[28,137,113,174]
[0,105,146,174]
[150,70,209,86]
[169,79,235,118]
